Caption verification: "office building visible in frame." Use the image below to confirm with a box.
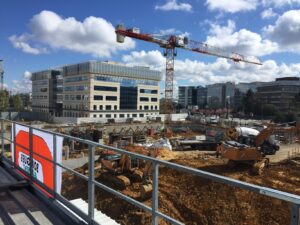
[257,77,300,111]
[32,69,63,116]
[197,86,207,108]
[235,82,265,93]
[32,61,161,119]
[178,86,198,107]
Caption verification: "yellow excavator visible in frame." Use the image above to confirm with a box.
[217,122,300,174]
[99,146,158,199]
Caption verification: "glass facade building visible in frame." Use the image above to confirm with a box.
[32,69,63,116]
[32,61,162,119]
[257,77,300,111]
[61,61,162,118]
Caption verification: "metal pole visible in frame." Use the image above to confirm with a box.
[88,145,95,224]
[13,122,16,167]
[29,127,33,184]
[1,119,4,159]
[53,134,57,196]
[290,203,300,225]
[0,61,4,156]
[0,60,4,118]
[152,162,159,225]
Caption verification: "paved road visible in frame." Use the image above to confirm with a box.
[268,143,300,163]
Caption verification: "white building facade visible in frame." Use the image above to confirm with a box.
[32,61,161,119]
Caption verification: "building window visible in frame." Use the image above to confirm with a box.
[132,114,137,118]
[155,106,158,110]
[106,96,117,101]
[140,89,158,94]
[76,95,81,100]
[100,105,103,110]
[140,114,144,117]
[94,86,117,92]
[151,98,158,102]
[120,86,137,110]
[94,95,103,100]
[151,106,153,110]
[93,105,97,110]
[114,105,117,110]
[99,114,102,118]
[120,114,125,118]
[140,105,142,110]
[93,114,97,118]
[114,114,117,118]
[144,106,149,110]
[106,114,111,118]
[106,105,112,110]
[127,114,130,118]
[140,97,149,102]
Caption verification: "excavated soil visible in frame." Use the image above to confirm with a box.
[62,153,300,225]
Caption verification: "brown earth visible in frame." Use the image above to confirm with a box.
[62,152,300,225]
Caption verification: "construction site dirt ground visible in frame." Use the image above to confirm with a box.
[62,148,300,225]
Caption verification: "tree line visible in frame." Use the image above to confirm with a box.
[237,89,299,123]
[0,90,24,111]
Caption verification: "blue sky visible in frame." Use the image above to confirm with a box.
[1,0,300,94]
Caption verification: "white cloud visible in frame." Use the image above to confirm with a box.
[122,50,300,89]
[0,83,8,90]
[205,20,278,56]
[155,0,192,12]
[9,10,135,57]
[261,8,277,19]
[158,28,177,36]
[264,10,300,52]
[23,71,32,79]
[9,34,48,55]
[122,50,165,68]
[262,0,300,7]
[157,28,190,39]
[10,71,32,93]
[205,0,258,13]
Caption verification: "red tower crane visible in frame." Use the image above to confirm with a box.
[115,25,262,121]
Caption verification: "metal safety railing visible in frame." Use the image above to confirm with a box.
[0,118,300,225]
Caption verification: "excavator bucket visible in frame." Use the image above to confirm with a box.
[140,180,153,200]
[252,158,269,175]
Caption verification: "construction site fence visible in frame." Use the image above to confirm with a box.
[1,118,300,225]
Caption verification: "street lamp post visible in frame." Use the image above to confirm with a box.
[0,60,3,93]
[226,96,230,119]
[0,60,4,119]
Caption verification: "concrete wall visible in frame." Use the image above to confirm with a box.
[52,113,188,125]
[0,111,52,122]
[159,113,188,122]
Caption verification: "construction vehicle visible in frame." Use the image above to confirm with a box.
[115,24,262,122]
[225,126,279,155]
[218,123,300,174]
[216,141,269,175]
[99,146,158,199]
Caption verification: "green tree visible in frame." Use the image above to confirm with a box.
[261,104,278,117]
[285,112,296,122]
[12,94,23,111]
[242,89,256,115]
[0,90,9,111]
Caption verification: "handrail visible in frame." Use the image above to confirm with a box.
[0,119,299,225]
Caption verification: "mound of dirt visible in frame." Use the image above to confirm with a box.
[62,155,300,225]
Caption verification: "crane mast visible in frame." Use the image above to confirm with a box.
[115,24,262,122]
